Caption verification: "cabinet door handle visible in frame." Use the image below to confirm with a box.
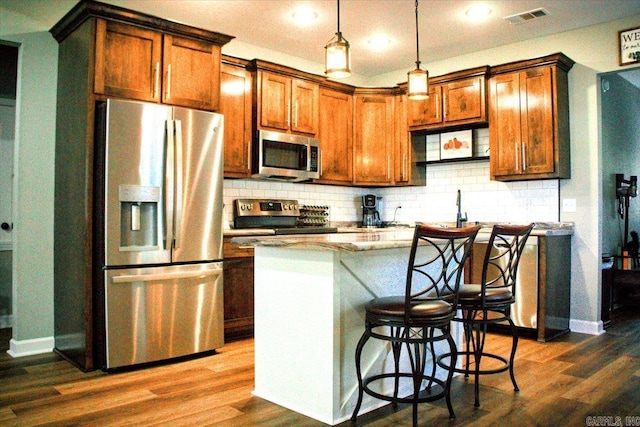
[246,140,251,172]
[153,62,160,99]
[403,154,407,181]
[294,100,298,127]
[287,100,291,127]
[166,64,172,100]
[514,142,519,172]
[442,92,446,120]
[387,156,391,180]
[521,142,526,171]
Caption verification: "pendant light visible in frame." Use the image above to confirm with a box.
[325,0,351,78]
[407,0,429,100]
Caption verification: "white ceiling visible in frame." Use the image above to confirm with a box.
[1,0,639,78]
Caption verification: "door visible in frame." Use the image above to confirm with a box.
[317,88,352,184]
[104,262,224,368]
[101,99,172,267]
[172,107,224,263]
[94,19,163,102]
[162,34,221,111]
[354,95,394,185]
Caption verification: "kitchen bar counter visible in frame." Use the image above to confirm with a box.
[252,237,463,425]
[230,222,573,251]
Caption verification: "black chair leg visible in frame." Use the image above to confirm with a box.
[508,316,520,392]
[351,330,370,422]
[444,332,457,419]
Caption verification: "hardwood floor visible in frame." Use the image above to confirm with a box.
[1,309,639,426]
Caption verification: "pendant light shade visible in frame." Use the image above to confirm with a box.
[325,0,351,78]
[408,0,429,100]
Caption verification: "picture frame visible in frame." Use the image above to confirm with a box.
[440,130,472,160]
[619,26,640,66]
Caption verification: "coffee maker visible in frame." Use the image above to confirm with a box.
[362,194,381,228]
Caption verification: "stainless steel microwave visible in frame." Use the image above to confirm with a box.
[252,130,320,182]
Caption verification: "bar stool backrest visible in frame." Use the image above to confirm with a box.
[405,224,481,315]
[480,224,534,307]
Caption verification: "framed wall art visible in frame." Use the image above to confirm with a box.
[619,26,640,66]
[440,130,472,160]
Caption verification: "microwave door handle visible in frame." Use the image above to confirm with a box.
[173,119,183,249]
[165,120,175,250]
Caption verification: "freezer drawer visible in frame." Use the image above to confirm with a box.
[104,262,224,369]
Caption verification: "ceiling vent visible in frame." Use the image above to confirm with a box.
[504,8,550,24]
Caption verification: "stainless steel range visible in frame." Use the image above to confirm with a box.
[233,198,337,234]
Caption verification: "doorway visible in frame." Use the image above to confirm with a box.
[0,42,18,332]
[600,66,640,323]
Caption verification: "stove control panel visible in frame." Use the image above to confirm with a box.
[234,199,300,217]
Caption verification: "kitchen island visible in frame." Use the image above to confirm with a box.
[231,224,574,425]
[234,229,461,425]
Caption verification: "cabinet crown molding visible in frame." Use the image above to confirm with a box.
[50,0,235,46]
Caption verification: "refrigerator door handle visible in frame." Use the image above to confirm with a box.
[165,120,175,250]
[111,266,223,284]
[174,119,184,249]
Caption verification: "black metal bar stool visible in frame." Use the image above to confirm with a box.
[437,223,533,407]
[351,224,480,426]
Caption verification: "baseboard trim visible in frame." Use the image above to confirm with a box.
[7,336,55,358]
[570,319,605,336]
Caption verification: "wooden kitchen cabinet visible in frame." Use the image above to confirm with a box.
[316,87,353,184]
[256,69,319,135]
[489,53,574,181]
[223,237,255,341]
[353,91,395,186]
[407,66,488,131]
[94,19,225,111]
[220,58,253,178]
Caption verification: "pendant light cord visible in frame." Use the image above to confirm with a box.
[337,0,342,36]
[414,0,421,67]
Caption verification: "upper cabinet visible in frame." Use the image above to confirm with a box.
[51,0,233,112]
[316,87,353,185]
[407,66,489,131]
[353,90,395,186]
[220,57,253,178]
[489,53,574,181]
[251,61,319,136]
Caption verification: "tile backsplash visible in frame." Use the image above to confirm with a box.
[223,128,560,227]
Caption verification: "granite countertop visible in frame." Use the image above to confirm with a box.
[228,222,574,252]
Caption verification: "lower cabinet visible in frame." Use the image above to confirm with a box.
[223,238,255,341]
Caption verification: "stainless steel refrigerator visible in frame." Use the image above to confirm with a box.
[94,99,224,369]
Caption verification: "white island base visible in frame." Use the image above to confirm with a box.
[252,241,462,425]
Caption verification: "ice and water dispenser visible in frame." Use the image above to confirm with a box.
[119,185,160,250]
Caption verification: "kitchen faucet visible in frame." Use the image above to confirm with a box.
[456,189,467,228]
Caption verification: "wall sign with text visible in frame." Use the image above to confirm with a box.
[619,26,640,66]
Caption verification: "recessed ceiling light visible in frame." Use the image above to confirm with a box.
[292,7,318,27]
[367,34,391,52]
[465,4,492,21]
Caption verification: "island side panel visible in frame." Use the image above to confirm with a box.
[253,246,339,425]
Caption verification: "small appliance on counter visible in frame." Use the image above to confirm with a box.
[362,194,382,228]
[234,199,336,234]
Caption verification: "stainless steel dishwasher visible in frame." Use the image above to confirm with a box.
[469,235,539,330]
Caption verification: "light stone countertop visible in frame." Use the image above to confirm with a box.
[228,222,574,252]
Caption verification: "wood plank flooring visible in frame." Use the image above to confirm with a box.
[1,308,639,426]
